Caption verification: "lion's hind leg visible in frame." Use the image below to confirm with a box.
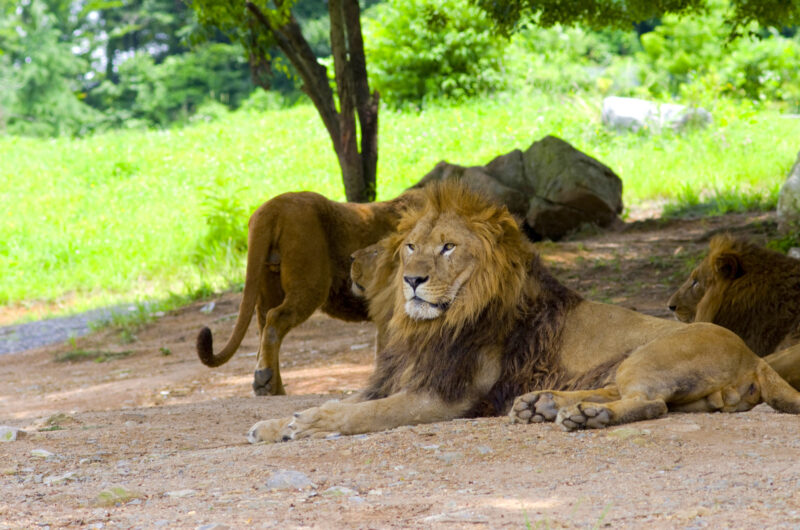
[756,359,800,414]
[510,387,620,424]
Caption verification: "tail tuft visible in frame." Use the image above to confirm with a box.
[197,327,215,366]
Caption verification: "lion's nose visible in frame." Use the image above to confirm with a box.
[668,305,677,311]
[404,275,429,290]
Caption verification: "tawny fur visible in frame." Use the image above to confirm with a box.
[196,190,422,396]
[247,183,800,442]
[668,234,800,356]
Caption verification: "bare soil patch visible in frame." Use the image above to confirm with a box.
[4,212,800,529]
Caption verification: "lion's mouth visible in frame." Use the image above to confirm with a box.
[351,281,366,297]
[405,296,451,320]
[410,296,449,311]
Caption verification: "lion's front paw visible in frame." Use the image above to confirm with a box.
[285,401,345,440]
[510,392,558,424]
[247,418,293,443]
[555,403,611,431]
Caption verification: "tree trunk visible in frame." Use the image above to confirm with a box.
[245,1,378,202]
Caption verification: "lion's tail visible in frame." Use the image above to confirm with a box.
[756,360,800,414]
[196,205,273,368]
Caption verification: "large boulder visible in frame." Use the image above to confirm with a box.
[778,150,800,235]
[602,96,711,133]
[412,135,623,240]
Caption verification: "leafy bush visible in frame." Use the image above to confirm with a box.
[634,0,800,108]
[505,24,641,95]
[363,0,508,106]
[90,43,253,128]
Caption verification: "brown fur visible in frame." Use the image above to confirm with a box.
[196,190,422,395]
[247,184,800,442]
[667,234,800,356]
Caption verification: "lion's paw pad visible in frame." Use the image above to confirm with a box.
[556,404,611,431]
[510,392,558,424]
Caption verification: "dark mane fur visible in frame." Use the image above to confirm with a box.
[364,253,594,415]
[470,256,587,416]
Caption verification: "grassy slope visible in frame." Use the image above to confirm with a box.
[2,94,799,315]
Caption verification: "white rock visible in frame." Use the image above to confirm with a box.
[31,448,55,459]
[602,96,711,133]
[165,489,197,498]
[0,426,19,442]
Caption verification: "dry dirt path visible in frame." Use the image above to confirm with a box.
[3,212,798,529]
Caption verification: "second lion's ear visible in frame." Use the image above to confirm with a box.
[714,252,743,280]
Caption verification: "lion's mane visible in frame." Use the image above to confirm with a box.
[670,234,800,356]
[361,182,586,415]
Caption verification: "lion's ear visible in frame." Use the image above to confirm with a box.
[713,252,743,280]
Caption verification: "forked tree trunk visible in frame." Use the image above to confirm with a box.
[245,0,378,202]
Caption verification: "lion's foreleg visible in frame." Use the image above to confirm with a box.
[510,387,620,424]
[282,392,471,440]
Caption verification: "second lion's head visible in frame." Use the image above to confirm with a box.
[382,182,532,343]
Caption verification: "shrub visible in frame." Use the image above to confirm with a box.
[363,0,507,106]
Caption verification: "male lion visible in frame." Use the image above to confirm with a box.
[196,190,421,396]
[667,234,800,357]
[247,183,800,441]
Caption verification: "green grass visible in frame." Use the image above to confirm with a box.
[2,93,799,318]
[54,348,133,363]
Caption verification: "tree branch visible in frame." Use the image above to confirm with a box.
[245,1,341,150]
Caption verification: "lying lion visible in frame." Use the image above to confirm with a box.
[247,183,800,441]
[196,190,421,396]
[667,234,800,356]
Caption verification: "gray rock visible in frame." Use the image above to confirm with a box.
[413,135,623,240]
[43,471,77,485]
[437,451,463,463]
[789,247,800,259]
[778,150,800,235]
[30,448,55,459]
[522,136,623,239]
[602,96,711,132]
[264,469,315,490]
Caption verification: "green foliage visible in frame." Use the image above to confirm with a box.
[505,24,641,94]
[634,1,800,107]
[3,95,799,316]
[0,0,101,136]
[54,349,133,363]
[474,0,800,37]
[661,184,779,218]
[363,0,508,106]
[192,183,251,267]
[92,43,253,128]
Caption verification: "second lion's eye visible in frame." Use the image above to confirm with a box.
[441,243,455,254]
[407,244,415,253]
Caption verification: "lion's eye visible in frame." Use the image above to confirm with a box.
[406,243,415,253]
[691,279,700,289]
[441,243,455,255]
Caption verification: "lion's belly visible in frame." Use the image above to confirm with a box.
[558,301,684,376]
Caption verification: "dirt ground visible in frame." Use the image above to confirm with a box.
[3,211,800,529]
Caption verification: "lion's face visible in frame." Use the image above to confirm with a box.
[350,243,382,298]
[667,237,744,323]
[398,212,481,321]
[667,269,708,322]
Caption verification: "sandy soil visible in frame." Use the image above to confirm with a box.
[3,211,800,529]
